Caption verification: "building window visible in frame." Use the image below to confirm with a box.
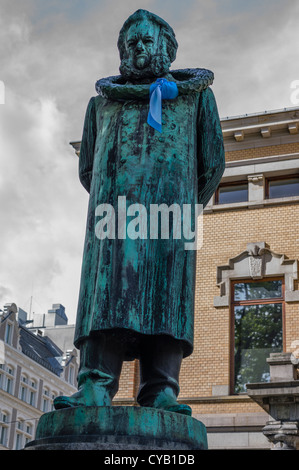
[20,385,27,402]
[0,412,9,447]
[6,376,13,394]
[215,181,248,205]
[19,375,29,402]
[24,422,33,446]
[0,425,7,447]
[4,323,12,345]
[42,387,51,412]
[231,278,284,394]
[19,375,38,406]
[29,389,36,407]
[15,432,23,450]
[17,419,24,431]
[0,364,14,394]
[266,176,299,199]
[15,419,25,449]
[42,399,48,412]
[14,419,33,450]
[27,379,37,407]
[68,365,75,385]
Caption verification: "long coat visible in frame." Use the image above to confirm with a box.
[74,82,225,359]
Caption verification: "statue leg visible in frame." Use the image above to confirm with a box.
[53,332,123,409]
[136,335,192,416]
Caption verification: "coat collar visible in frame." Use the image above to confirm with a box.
[95,68,214,101]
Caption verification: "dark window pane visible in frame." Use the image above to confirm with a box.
[234,280,282,301]
[234,303,283,393]
[218,184,248,204]
[269,178,299,199]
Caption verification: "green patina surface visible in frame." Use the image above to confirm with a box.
[74,85,224,359]
[73,10,225,360]
[27,10,224,450]
[32,406,208,449]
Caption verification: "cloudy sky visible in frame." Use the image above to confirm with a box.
[0,0,298,325]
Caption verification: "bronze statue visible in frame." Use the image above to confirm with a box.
[54,9,225,415]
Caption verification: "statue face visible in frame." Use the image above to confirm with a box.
[125,21,159,70]
[119,16,173,80]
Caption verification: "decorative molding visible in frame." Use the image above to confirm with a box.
[247,174,264,183]
[221,106,299,151]
[234,130,244,142]
[288,123,299,135]
[214,242,299,307]
[261,127,271,138]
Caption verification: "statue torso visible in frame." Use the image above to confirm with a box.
[91,92,200,207]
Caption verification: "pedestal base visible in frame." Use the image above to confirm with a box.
[263,420,299,450]
[25,406,207,450]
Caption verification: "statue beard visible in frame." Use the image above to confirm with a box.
[119,54,171,81]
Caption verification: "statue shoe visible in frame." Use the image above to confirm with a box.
[53,395,79,409]
[161,403,192,416]
[53,378,112,410]
[146,387,192,416]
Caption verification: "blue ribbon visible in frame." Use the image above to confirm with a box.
[147,78,178,133]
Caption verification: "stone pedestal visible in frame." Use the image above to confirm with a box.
[24,406,207,450]
[247,352,299,450]
[263,420,299,450]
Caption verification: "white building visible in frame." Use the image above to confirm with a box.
[0,303,78,450]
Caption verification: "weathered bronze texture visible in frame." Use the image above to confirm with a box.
[26,406,208,450]
[54,9,225,415]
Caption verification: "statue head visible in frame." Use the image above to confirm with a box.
[117,9,178,80]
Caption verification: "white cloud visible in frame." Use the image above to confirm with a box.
[0,84,87,321]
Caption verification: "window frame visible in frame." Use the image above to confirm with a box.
[0,364,15,395]
[15,431,23,450]
[265,174,299,199]
[0,423,8,447]
[230,277,285,395]
[215,180,249,205]
[4,322,12,345]
[42,386,51,412]
[0,411,9,447]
